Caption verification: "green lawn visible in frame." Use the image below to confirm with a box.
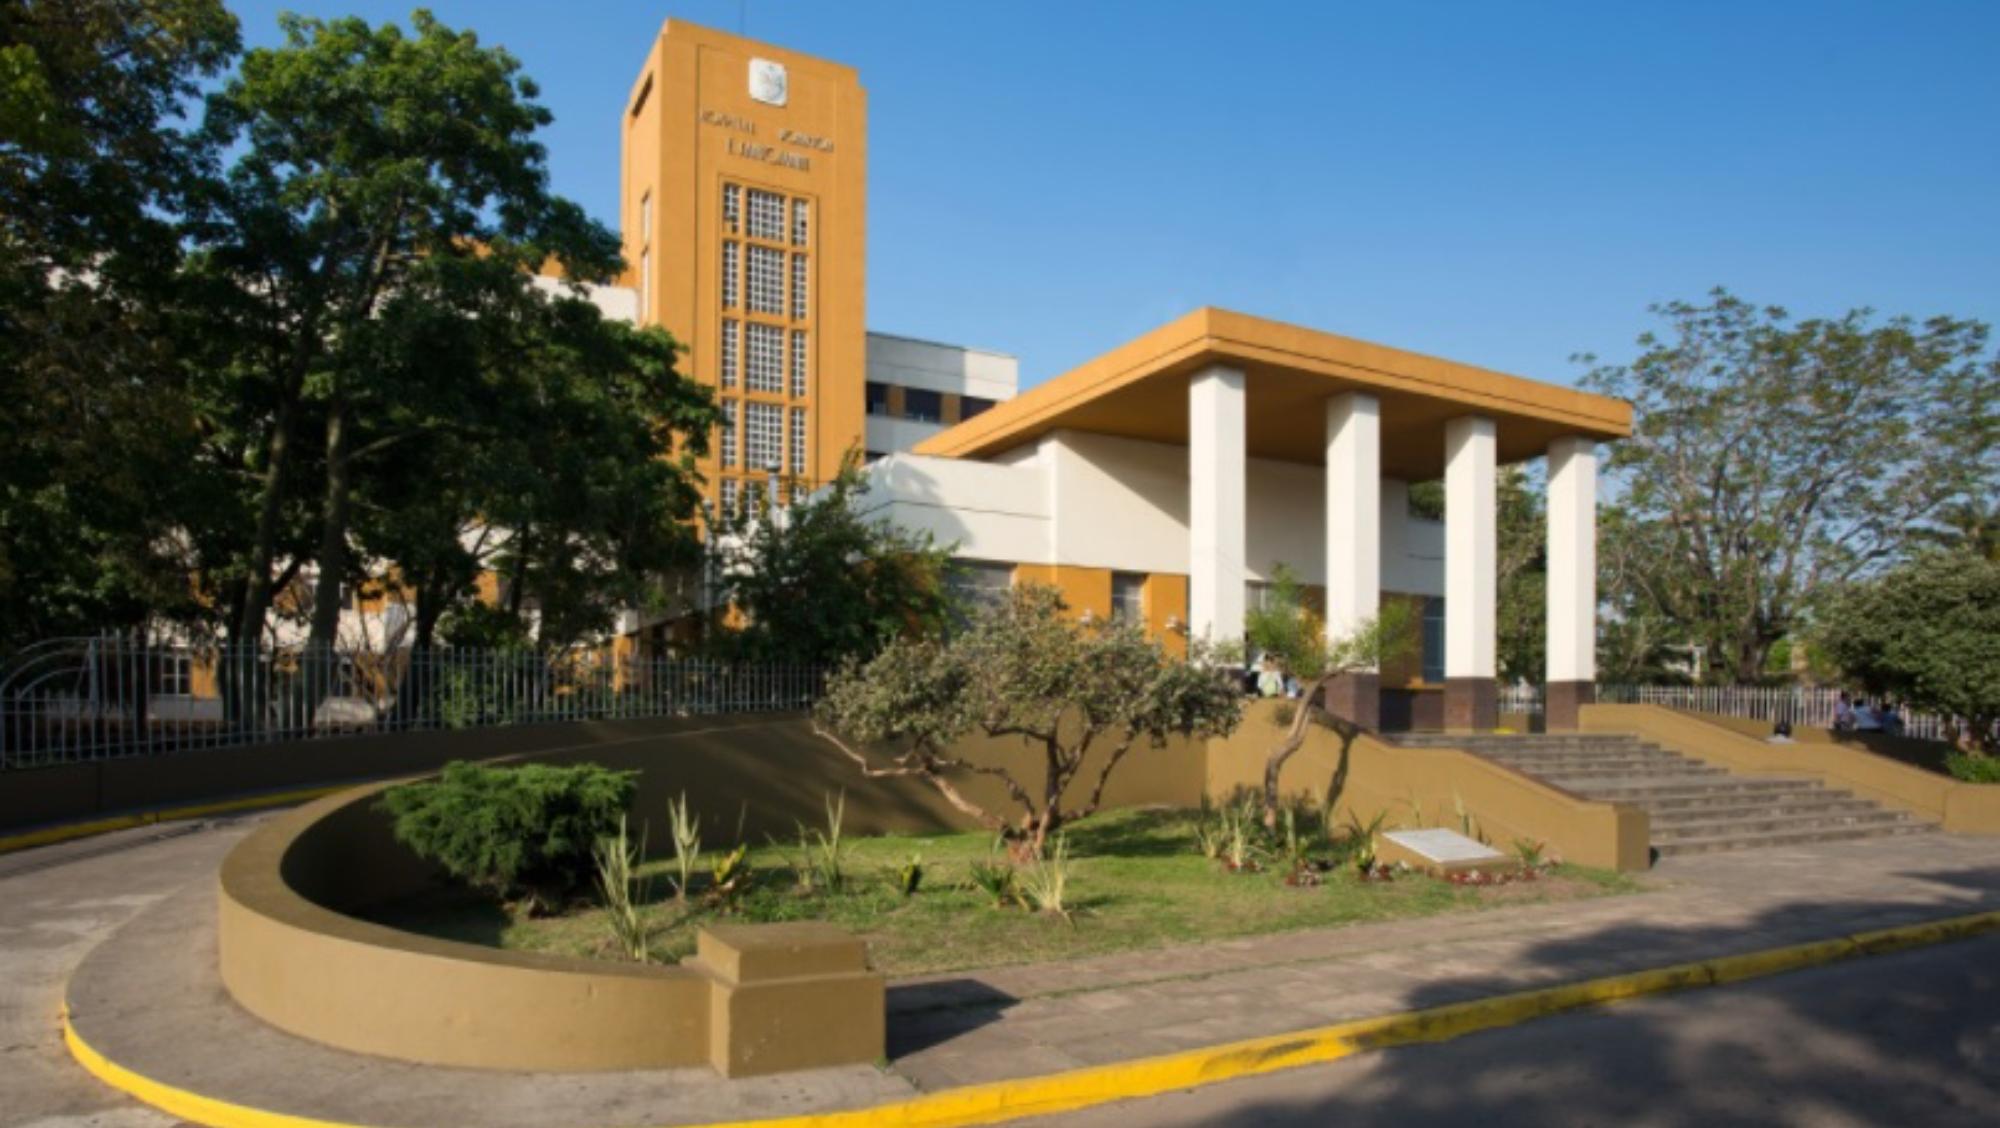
[364,807,1641,977]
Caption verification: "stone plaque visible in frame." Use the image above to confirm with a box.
[1381,828,1505,866]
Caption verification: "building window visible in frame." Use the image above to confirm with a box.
[747,245,784,314]
[789,407,807,474]
[745,401,783,472]
[747,188,785,241]
[1246,581,1272,612]
[1111,572,1145,622]
[949,561,1015,612]
[637,248,650,324]
[745,323,784,392]
[792,198,809,246]
[789,330,808,397]
[723,184,740,234]
[904,387,942,423]
[866,382,890,415]
[720,477,740,515]
[719,399,738,468]
[721,241,739,308]
[790,254,808,319]
[151,651,194,696]
[640,190,652,244]
[960,395,994,420]
[1422,596,1446,683]
[719,319,738,387]
[791,483,808,505]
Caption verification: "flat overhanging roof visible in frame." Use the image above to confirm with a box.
[913,308,1633,480]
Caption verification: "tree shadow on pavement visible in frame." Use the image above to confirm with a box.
[1104,885,2000,1128]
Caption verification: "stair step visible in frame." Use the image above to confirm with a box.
[1390,734,1639,745]
[1537,766,1728,784]
[1479,745,1670,760]
[1392,735,1644,749]
[1608,788,1856,816]
[1568,778,1824,802]
[1484,754,1697,773]
[1650,808,1922,841]
[1654,820,1937,857]
[1640,795,1884,820]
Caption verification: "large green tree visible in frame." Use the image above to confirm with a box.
[1580,290,1998,684]
[353,282,713,659]
[708,457,957,665]
[0,0,239,647]
[187,9,634,653]
[1817,552,1999,756]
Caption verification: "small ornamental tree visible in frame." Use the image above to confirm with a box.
[1240,564,1414,829]
[1817,551,2000,756]
[812,584,1243,857]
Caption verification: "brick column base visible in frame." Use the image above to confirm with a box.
[1321,672,1380,732]
[1545,680,1595,732]
[1444,677,1498,732]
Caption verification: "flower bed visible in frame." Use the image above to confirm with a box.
[364,806,1640,976]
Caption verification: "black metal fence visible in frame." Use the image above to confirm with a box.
[0,637,828,770]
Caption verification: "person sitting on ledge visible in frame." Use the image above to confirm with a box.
[1853,699,1882,731]
[1879,701,1904,736]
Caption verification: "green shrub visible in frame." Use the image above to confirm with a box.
[379,761,637,911]
[1946,752,2000,784]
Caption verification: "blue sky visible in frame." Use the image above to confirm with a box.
[227,1,2000,390]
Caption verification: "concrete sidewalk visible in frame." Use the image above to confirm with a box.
[16,818,2000,1127]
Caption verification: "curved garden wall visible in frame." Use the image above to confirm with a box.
[218,784,716,1071]
[209,706,1653,1070]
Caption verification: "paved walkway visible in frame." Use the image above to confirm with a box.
[7,816,2000,1127]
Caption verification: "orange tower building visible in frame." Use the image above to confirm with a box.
[621,21,868,513]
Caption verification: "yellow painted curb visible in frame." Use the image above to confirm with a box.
[0,786,347,856]
[62,906,2000,1128]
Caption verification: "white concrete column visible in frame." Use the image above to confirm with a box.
[1444,415,1497,727]
[1188,365,1247,644]
[1545,436,1598,728]
[1325,393,1381,647]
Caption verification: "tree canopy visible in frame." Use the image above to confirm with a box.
[1817,552,1999,755]
[1238,564,1411,826]
[1581,290,1998,684]
[707,457,958,665]
[0,6,717,663]
[0,0,240,646]
[813,584,1243,856]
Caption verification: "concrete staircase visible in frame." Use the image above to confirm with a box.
[1387,732,1935,857]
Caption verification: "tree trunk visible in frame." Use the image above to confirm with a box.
[391,577,446,728]
[306,398,353,651]
[302,397,356,730]
[1262,676,1331,829]
[232,390,298,738]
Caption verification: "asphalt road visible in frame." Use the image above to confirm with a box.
[1030,932,2000,1128]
